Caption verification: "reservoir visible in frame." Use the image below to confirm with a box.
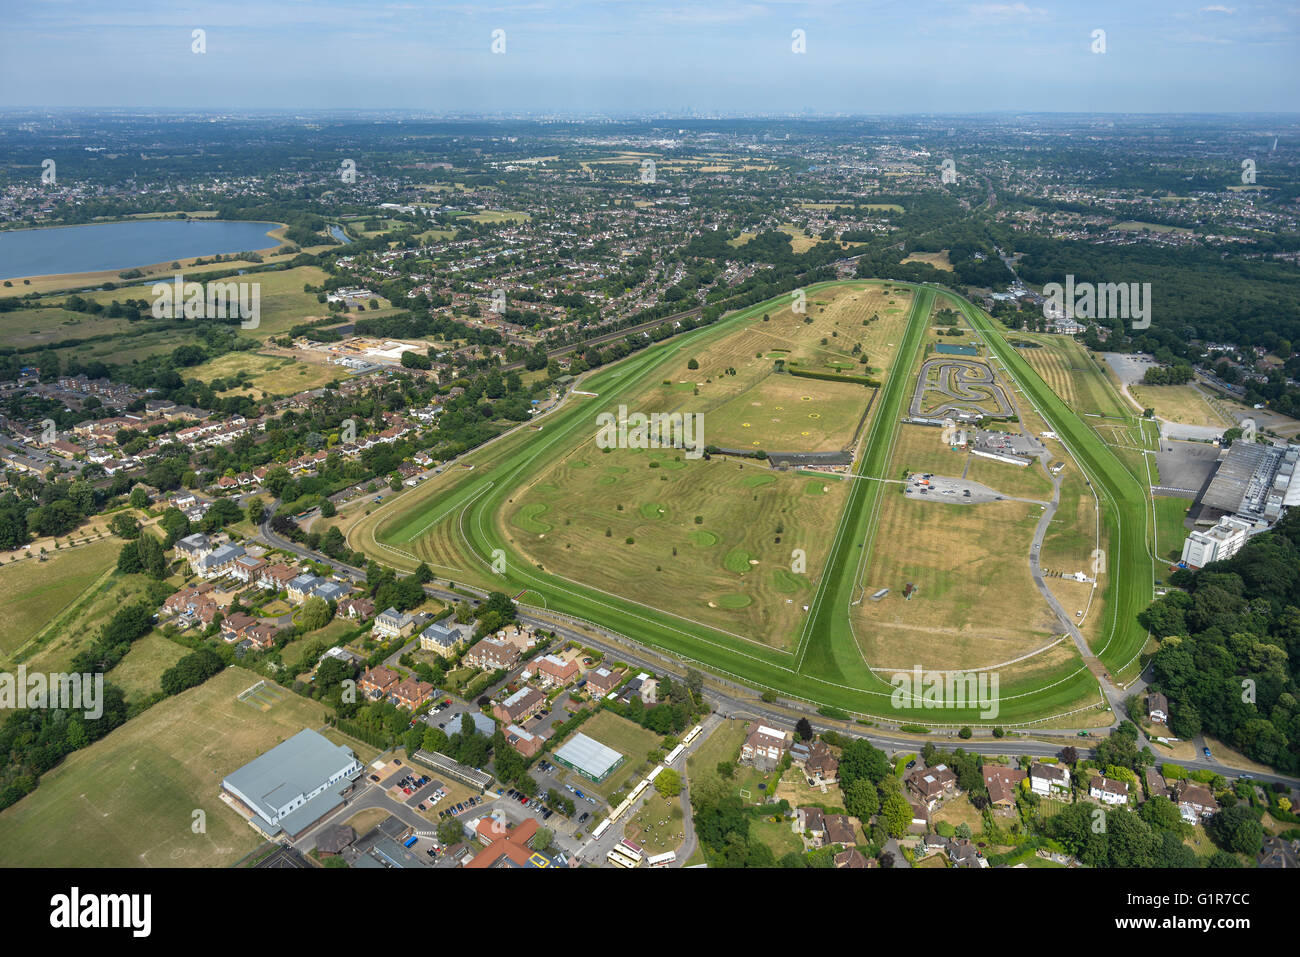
[0,219,282,280]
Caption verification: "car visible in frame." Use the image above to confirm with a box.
[394,759,401,765]
[905,760,916,770]
[427,848,437,857]
[574,789,585,799]
[1203,747,1213,759]
[1239,773,1253,781]
[578,812,589,823]
[520,797,529,806]
[565,784,576,794]
[418,803,426,811]
[586,796,596,805]
[438,810,446,819]
[369,774,380,781]
[403,787,412,795]
[496,787,505,795]
[542,809,553,820]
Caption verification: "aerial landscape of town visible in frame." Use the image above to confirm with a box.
[0,0,1296,933]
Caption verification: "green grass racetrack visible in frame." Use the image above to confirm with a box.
[366,280,1145,724]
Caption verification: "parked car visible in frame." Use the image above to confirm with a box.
[1203,747,1213,759]
[418,803,426,811]
[369,774,380,781]
[578,812,589,823]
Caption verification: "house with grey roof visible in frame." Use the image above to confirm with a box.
[420,620,467,656]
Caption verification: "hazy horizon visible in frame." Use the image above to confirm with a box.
[3,0,1297,114]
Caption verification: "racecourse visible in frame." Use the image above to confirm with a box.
[361,280,1123,723]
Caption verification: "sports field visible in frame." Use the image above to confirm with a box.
[0,668,329,867]
[354,281,1134,723]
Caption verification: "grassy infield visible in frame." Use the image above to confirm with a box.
[366,281,1154,725]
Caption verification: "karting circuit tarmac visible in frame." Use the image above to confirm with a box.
[912,357,1014,419]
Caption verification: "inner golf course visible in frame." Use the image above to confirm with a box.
[354,280,1157,724]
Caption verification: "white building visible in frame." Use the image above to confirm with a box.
[1180,515,1253,569]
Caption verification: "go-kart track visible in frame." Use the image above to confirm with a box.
[911,357,1014,419]
[358,280,1155,726]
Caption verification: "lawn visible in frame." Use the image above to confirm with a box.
[0,668,331,867]
[625,793,687,855]
[750,814,804,858]
[932,795,985,833]
[686,717,749,786]
[1153,496,1191,564]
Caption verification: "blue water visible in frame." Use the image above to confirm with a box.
[328,224,353,244]
[0,220,281,279]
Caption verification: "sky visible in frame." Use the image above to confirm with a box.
[2,0,1297,114]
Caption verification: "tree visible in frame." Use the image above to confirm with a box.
[320,498,337,518]
[1207,805,1263,856]
[246,500,265,526]
[794,717,813,742]
[436,816,464,845]
[299,596,333,632]
[108,512,141,540]
[129,486,150,509]
[880,791,912,838]
[844,778,880,821]
[654,767,682,798]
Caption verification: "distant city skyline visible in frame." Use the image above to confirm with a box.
[2,0,1296,114]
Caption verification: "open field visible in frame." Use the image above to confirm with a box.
[902,250,954,271]
[189,350,342,400]
[2,266,333,367]
[0,668,329,867]
[1129,384,1232,428]
[0,537,120,659]
[354,282,1108,722]
[111,633,190,702]
[852,496,1059,671]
